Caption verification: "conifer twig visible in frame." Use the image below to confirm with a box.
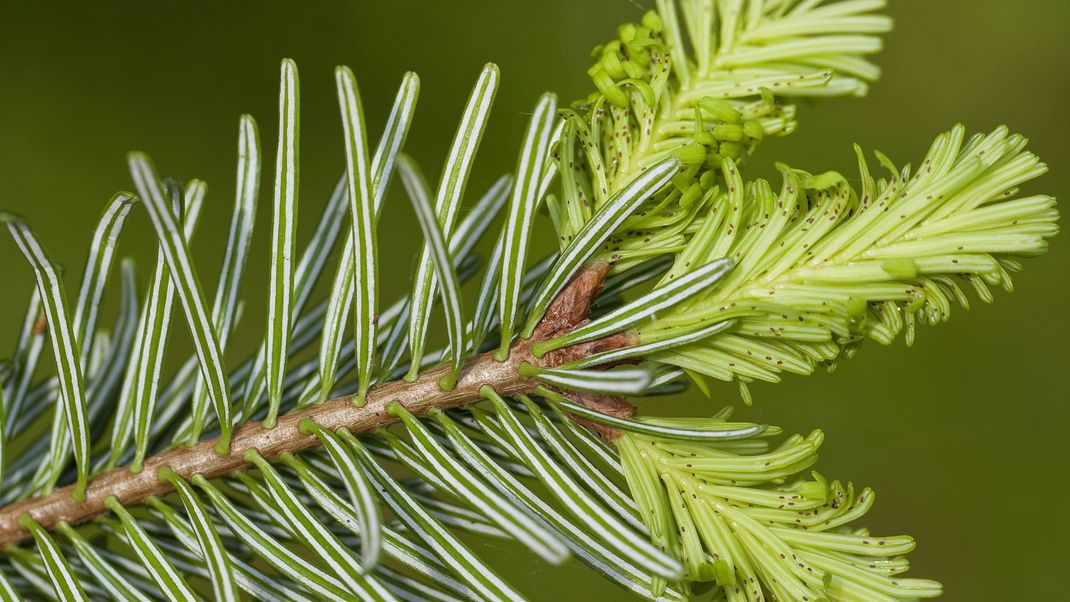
[0,265,617,547]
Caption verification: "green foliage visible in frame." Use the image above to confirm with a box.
[264,59,301,428]
[0,1,1057,601]
[1,214,93,500]
[403,63,499,381]
[617,421,943,600]
[645,127,1054,393]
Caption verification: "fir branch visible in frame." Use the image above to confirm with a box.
[0,1,1056,600]
[0,267,605,548]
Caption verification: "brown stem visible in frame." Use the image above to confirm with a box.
[0,264,629,548]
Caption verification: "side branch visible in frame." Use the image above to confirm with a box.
[0,264,621,547]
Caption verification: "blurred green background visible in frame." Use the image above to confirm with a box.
[1,1,1067,599]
